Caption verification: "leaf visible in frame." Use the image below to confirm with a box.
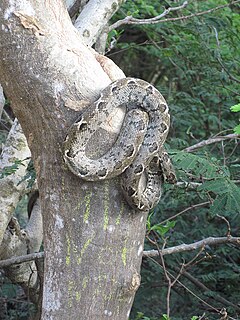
[230,103,240,112]
[172,151,230,180]
[209,194,228,216]
[225,183,240,214]
[198,178,230,194]
[146,210,155,231]
[150,221,176,237]
[233,124,240,134]
[161,315,170,320]
[204,180,240,216]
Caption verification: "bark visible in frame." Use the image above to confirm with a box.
[0,84,4,117]
[0,119,31,245]
[74,0,125,46]
[0,1,147,319]
[66,0,87,19]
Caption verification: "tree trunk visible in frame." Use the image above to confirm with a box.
[0,1,147,319]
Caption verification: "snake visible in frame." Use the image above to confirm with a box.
[63,77,175,211]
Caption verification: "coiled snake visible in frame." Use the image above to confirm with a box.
[63,78,176,211]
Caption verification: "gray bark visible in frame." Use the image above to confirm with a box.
[0,84,4,118]
[0,1,147,319]
[75,0,125,46]
[0,119,31,246]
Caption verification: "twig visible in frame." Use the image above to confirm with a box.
[1,237,240,267]
[183,133,239,153]
[176,181,201,188]
[149,236,188,318]
[109,1,240,31]
[148,256,221,315]
[143,236,240,258]
[2,109,14,125]
[160,201,211,225]
[176,268,240,312]
[109,1,188,31]
[184,246,205,269]
[147,256,240,317]
[216,214,231,237]
[157,239,172,317]
[0,252,44,268]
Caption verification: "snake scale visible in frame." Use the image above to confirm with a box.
[63,77,176,211]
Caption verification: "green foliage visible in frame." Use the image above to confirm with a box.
[1,0,239,319]
[231,103,240,112]
[230,103,240,133]
[147,212,176,238]
[172,150,240,216]
[0,276,36,319]
[111,0,240,319]
[233,124,240,134]
[161,315,170,320]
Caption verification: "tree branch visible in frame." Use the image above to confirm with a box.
[74,0,126,46]
[183,133,239,153]
[177,268,240,312]
[143,236,240,257]
[0,251,44,268]
[2,236,239,267]
[109,1,188,31]
[109,1,240,31]
[160,201,211,225]
[66,0,83,18]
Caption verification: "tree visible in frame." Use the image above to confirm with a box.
[0,0,169,319]
[0,1,239,320]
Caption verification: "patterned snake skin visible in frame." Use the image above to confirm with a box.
[63,78,176,211]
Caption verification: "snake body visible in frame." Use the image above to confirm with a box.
[63,78,173,211]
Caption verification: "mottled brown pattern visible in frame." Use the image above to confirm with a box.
[63,77,175,210]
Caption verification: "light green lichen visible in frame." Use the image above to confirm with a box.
[121,246,127,267]
[77,237,93,265]
[116,202,124,225]
[103,180,109,230]
[83,191,92,222]
[68,280,75,307]
[75,291,81,301]
[104,292,113,301]
[66,235,71,266]
[82,276,88,289]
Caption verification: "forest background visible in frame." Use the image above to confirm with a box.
[0,0,239,319]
